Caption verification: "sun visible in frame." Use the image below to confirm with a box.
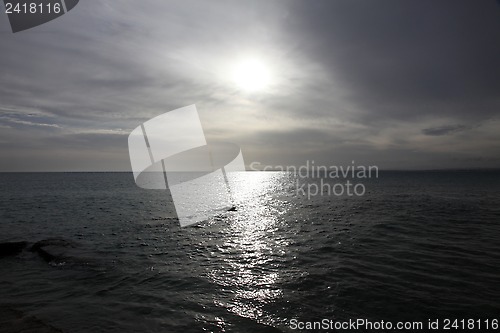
[231,58,271,92]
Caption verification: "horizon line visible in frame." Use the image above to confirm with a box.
[0,168,499,173]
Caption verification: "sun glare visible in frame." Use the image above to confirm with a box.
[231,58,271,92]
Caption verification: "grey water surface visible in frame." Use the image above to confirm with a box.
[0,171,499,332]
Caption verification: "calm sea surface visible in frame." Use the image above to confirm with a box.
[0,171,499,332]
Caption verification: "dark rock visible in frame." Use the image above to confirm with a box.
[0,241,28,257]
[227,206,237,212]
[30,239,76,263]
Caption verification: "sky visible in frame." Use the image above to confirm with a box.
[0,0,499,171]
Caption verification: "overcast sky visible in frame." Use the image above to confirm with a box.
[1,0,499,171]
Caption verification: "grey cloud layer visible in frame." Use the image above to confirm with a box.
[0,0,499,171]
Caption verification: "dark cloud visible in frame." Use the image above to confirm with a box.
[421,124,468,136]
[283,0,500,122]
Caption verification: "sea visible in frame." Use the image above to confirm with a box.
[0,171,499,332]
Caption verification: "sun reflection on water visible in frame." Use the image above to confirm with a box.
[207,172,293,324]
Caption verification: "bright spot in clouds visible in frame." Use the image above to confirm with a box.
[231,58,271,92]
